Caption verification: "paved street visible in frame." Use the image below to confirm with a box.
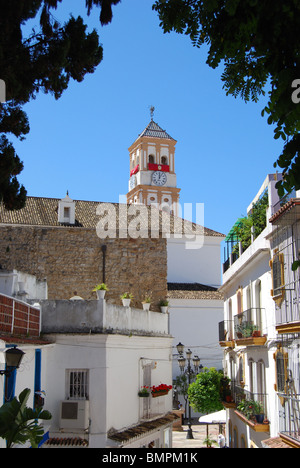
[172,423,223,449]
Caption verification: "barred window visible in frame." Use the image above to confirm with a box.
[66,370,89,400]
[270,251,285,304]
[274,346,288,394]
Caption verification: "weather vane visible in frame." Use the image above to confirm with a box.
[149,105,155,120]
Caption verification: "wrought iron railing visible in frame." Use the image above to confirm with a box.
[219,320,234,342]
[234,308,264,339]
[278,393,300,443]
[231,382,269,421]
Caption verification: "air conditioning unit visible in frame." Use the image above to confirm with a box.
[59,400,90,430]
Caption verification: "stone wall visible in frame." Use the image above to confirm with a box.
[0,226,167,310]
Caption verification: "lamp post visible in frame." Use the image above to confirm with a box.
[176,342,201,439]
[0,346,25,376]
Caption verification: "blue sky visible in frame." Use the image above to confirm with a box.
[14,0,283,253]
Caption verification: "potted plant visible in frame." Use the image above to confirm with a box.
[151,383,172,398]
[138,386,150,397]
[120,292,133,307]
[203,435,217,448]
[93,283,109,299]
[142,292,152,311]
[159,299,169,313]
[252,325,261,337]
[253,400,265,423]
[237,399,255,420]
[220,375,232,402]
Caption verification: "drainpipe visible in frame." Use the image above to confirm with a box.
[101,245,107,283]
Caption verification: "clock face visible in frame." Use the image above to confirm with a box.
[152,171,167,186]
[129,175,137,190]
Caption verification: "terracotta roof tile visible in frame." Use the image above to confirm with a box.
[262,437,293,448]
[45,437,88,447]
[167,283,223,300]
[108,412,179,444]
[0,197,225,238]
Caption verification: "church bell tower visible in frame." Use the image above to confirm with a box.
[127,108,180,215]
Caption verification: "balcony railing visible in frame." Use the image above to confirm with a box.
[278,393,300,444]
[234,308,264,340]
[275,285,300,332]
[227,382,270,431]
[219,320,234,343]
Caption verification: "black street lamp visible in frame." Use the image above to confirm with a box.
[176,342,201,439]
[0,346,25,376]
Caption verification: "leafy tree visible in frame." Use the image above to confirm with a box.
[173,372,197,417]
[187,367,224,414]
[0,0,121,210]
[0,388,52,448]
[232,190,269,253]
[153,0,300,196]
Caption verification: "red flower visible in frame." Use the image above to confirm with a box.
[151,383,172,393]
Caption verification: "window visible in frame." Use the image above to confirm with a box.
[270,250,285,305]
[257,360,266,396]
[249,359,254,393]
[141,363,151,418]
[228,299,233,340]
[255,280,261,309]
[66,370,89,400]
[161,156,168,165]
[274,345,288,395]
[238,356,244,385]
[237,287,243,314]
[149,154,155,164]
[64,207,70,219]
[246,285,251,310]
[241,435,247,448]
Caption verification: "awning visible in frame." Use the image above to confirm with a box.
[224,219,244,242]
[199,410,226,424]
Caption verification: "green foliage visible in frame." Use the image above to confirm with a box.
[203,435,218,448]
[0,388,52,448]
[237,399,264,420]
[0,136,27,210]
[187,368,224,414]
[153,0,300,196]
[0,0,121,210]
[232,190,268,253]
[173,372,197,401]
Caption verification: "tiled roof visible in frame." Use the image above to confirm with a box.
[137,120,175,141]
[0,197,225,238]
[108,412,179,444]
[269,198,300,224]
[45,437,88,447]
[0,197,99,228]
[167,283,223,300]
[261,437,293,449]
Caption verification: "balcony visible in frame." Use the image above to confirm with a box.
[229,383,270,433]
[275,285,300,334]
[219,320,235,347]
[278,393,300,447]
[0,293,40,337]
[234,308,267,346]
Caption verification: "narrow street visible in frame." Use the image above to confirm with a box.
[172,424,223,449]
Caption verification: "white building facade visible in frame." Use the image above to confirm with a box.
[219,174,300,448]
[0,282,175,449]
